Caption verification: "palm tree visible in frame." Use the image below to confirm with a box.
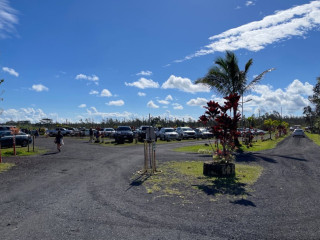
[196,51,274,126]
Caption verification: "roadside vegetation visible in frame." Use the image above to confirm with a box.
[1,147,46,157]
[132,161,263,201]
[0,163,15,173]
[305,132,320,146]
[174,134,288,154]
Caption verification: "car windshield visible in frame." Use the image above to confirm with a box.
[0,131,12,136]
[182,128,192,131]
[294,129,303,133]
[165,129,174,132]
[105,128,114,131]
[117,127,131,131]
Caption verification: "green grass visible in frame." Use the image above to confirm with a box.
[132,161,263,201]
[92,138,199,147]
[305,132,320,146]
[174,135,288,153]
[0,163,15,173]
[237,134,288,152]
[1,147,46,157]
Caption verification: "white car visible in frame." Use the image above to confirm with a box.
[100,128,115,137]
[176,127,196,139]
[158,128,179,141]
[292,129,305,137]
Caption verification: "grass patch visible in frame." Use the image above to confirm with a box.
[97,139,200,147]
[1,147,46,157]
[132,161,263,201]
[174,135,288,153]
[305,132,320,146]
[0,163,15,173]
[237,134,288,152]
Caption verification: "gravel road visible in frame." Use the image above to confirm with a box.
[1,136,320,239]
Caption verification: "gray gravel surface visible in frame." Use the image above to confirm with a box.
[1,136,320,239]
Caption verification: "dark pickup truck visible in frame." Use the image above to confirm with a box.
[136,125,154,142]
[114,126,134,144]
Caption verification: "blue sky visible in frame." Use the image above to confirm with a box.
[1,0,320,123]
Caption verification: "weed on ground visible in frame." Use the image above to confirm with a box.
[131,161,263,202]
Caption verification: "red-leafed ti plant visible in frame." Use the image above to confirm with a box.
[200,93,241,164]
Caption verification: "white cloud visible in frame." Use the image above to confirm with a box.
[106,100,125,106]
[31,84,49,92]
[147,100,159,109]
[0,0,18,39]
[86,107,135,119]
[138,92,146,97]
[158,111,196,121]
[0,108,47,123]
[243,79,313,115]
[286,79,313,95]
[75,74,99,85]
[162,75,210,93]
[89,90,99,95]
[101,89,112,97]
[246,1,254,6]
[172,103,183,110]
[125,77,159,89]
[136,70,152,76]
[2,67,19,77]
[165,95,173,101]
[176,1,320,62]
[187,97,208,107]
[78,104,86,108]
[157,100,170,105]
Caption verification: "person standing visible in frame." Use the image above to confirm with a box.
[55,130,64,152]
[89,127,94,143]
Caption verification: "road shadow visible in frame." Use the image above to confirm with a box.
[193,177,248,197]
[126,174,151,191]
[42,152,59,156]
[230,199,256,207]
[267,154,307,162]
[235,152,277,163]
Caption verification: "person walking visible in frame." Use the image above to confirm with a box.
[55,130,64,152]
[89,127,94,143]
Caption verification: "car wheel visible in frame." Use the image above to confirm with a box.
[21,140,28,147]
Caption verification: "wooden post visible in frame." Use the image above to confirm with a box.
[33,135,35,152]
[13,135,16,156]
[0,143,2,163]
[27,136,30,152]
[152,142,156,173]
[143,141,148,172]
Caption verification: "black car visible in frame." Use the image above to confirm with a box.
[114,126,134,144]
[136,125,154,142]
[0,131,32,148]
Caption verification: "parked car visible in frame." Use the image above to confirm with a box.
[158,128,179,141]
[136,126,154,142]
[47,128,71,137]
[0,125,18,132]
[176,127,196,139]
[0,131,32,148]
[80,128,96,136]
[65,127,80,136]
[292,129,305,138]
[194,128,213,139]
[100,128,116,137]
[114,126,134,144]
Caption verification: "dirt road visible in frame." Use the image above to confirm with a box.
[0,136,320,239]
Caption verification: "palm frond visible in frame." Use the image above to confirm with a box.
[244,68,275,92]
[244,59,253,74]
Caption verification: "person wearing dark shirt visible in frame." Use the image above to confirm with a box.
[55,131,64,152]
[89,128,94,143]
